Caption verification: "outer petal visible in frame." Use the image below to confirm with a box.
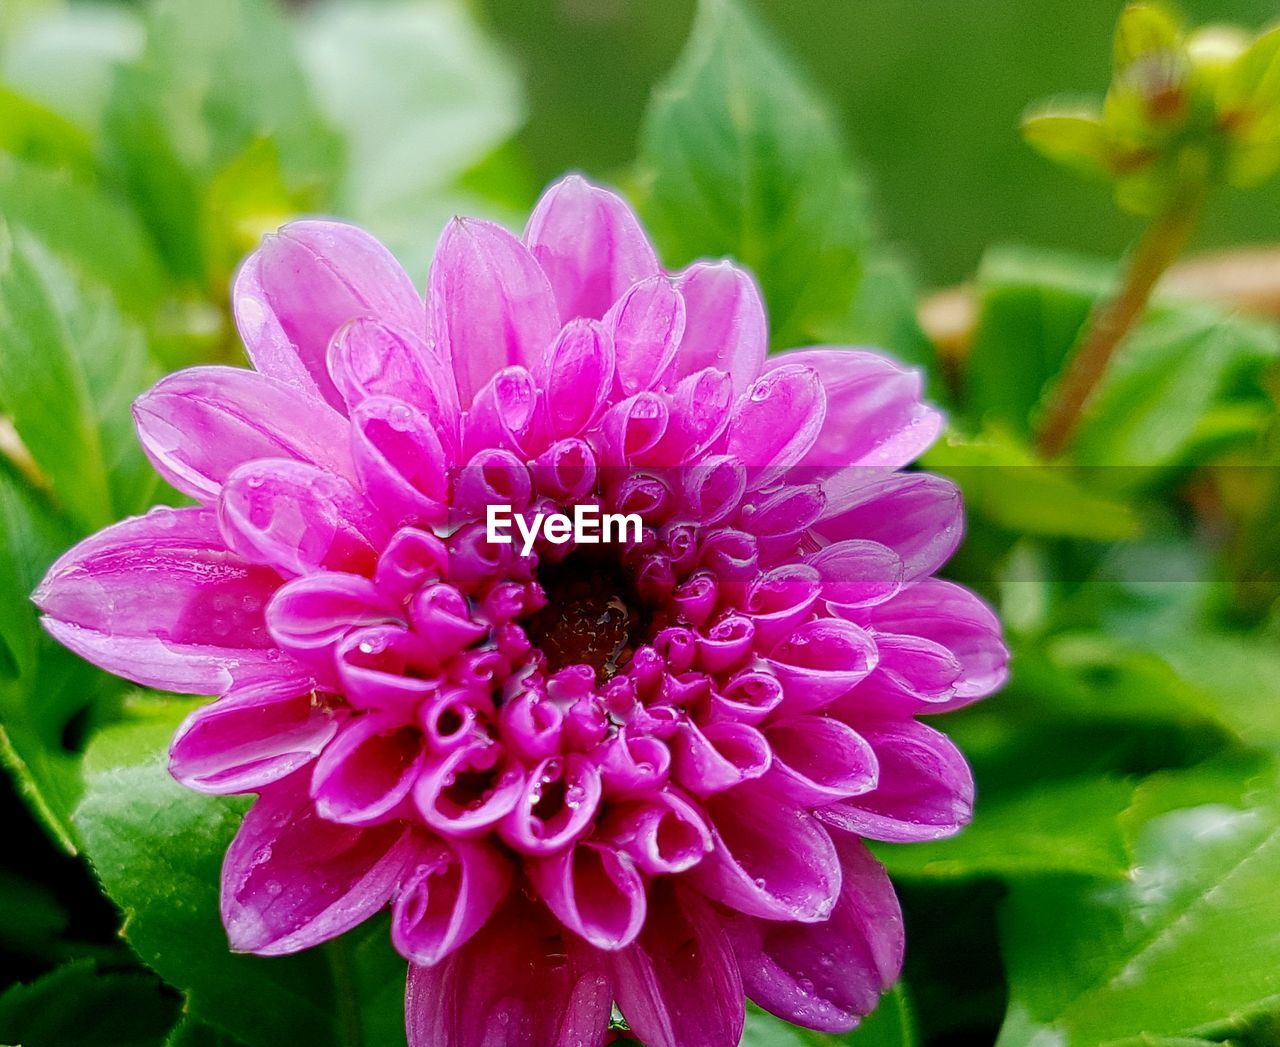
[729,835,903,1033]
[169,679,335,794]
[528,842,647,950]
[221,774,412,955]
[310,714,426,825]
[766,349,942,472]
[33,507,290,694]
[726,365,826,488]
[609,882,745,1047]
[133,366,355,503]
[525,175,660,322]
[406,896,611,1047]
[819,718,975,842]
[691,786,841,922]
[603,275,685,395]
[816,472,963,583]
[234,221,422,409]
[668,262,766,397]
[428,218,559,408]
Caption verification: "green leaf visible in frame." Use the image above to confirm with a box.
[0,84,97,178]
[1022,107,1113,181]
[0,959,180,1047]
[923,428,1139,541]
[740,984,916,1045]
[0,225,159,530]
[637,0,869,347]
[877,775,1136,881]
[105,0,342,282]
[298,0,525,276]
[76,700,407,1047]
[998,757,1280,1046]
[0,155,169,317]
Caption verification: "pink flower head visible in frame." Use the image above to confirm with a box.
[35,176,1007,1046]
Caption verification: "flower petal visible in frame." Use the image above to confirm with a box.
[525,175,660,322]
[726,365,826,486]
[529,842,647,950]
[819,717,975,842]
[169,679,335,794]
[33,507,289,694]
[429,218,559,408]
[221,774,412,955]
[766,348,942,471]
[405,895,611,1047]
[133,366,355,503]
[668,262,767,397]
[609,882,744,1047]
[729,834,903,1033]
[603,275,685,395]
[311,714,425,825]
[234,221,422,409]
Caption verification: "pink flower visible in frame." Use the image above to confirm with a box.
[34,176,1007,1046]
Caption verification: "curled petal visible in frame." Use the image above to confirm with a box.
[820,718,975,842]
[392,836,512,967]
[221,774,411,955]
[133,366,355,503]
[666,367,733,462]
[266,572,396,683]
[462,365,539,458]
[406,895,611,1047]
[351,396,450,529]
[806,539,904,610]
[692,788,841,922]
[601,790,712,875]
[743,565,822,649]
[604,275,685,394]
[218,460,384,577]
[729,834,903,1033]
[310,715,425,825]
[335,625,436,713]
[234,220,422,409]
[169,680,335,794]
[609,882,744,1047]
[727,365,826,486]
[763,716,878,806]
[817,472,963,583]
[529,842,647,950]
[429,218,559,408]
[766,348,942,471]
[375,528,450,605]
[34,507,287,694]
[525,175,660,322]
[537,320,615,439]
[415,739,525,837]
[766,618,879,713]
[671,720,771,796]
[499,753,602,855]
[846,634,963,714]
[669,262,766,397]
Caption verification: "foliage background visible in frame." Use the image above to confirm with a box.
[1,0,1279,1045]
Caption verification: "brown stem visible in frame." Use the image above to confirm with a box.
[1034,186,1206,457]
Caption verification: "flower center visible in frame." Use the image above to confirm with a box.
[524,549,645,680]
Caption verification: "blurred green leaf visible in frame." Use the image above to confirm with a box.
[823,252,938,380]
[997,757,1280,1046]
[0,959,180,1047]
[1022,107,1113,181]
[0,155,169,316]
[105,0,341,283]
[924,428,1139,541]
[0,84,96,178]
[76,700,407,1047]
[637,0,869,347]
[298,0,526,276]
[0,226,159,530]
[877,775,1135,881]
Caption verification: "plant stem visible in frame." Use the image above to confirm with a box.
[1035,184,1206,457]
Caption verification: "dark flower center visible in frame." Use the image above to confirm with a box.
[525,550,645,680]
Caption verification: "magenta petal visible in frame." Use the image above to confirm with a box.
[806,539,904,610]
[405,895,611,1047]
[767,618,879,713]
[525,175,660,322]
[766,348,943,471]
[726,365,826,485]
[392,835,512,967]
[498,753,602,855]
[865,579,1009,708]
[603,275,685,394]
[817,472,963,583]
[351,396,450,528]
[218,460,384,577]
[429,218,559,408]
[609,882,744,1047]
[692,786,841,922]
[33,507,289,694]
[169,679,335,794]
[601,790,712,875]
[763,715,879,807]
[266,572,395,683]
[528,842,647,950]
[820,718,975,842]
[669,262,767,397]
[310,714,425,825]
[671,720,771,796]
[221,774,412,955]
[537,319,616,439]
[133,366,355,503]
[729,834,903,1033]
[234,221,422,409]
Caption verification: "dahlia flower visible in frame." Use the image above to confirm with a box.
[35,176,1007,1046]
